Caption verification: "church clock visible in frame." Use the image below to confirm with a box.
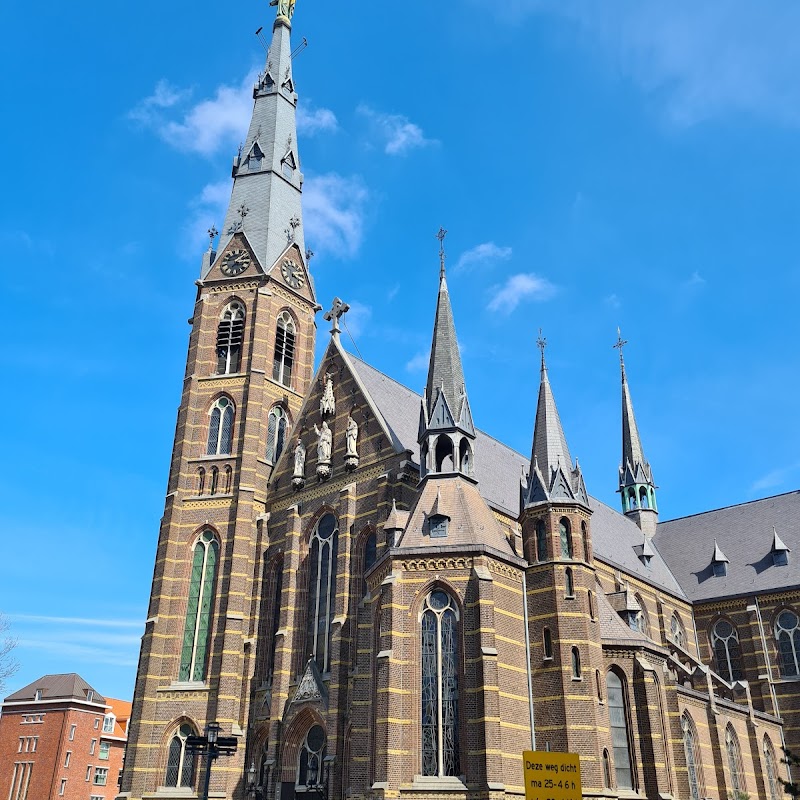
[221,249,251,276]
[281,258,305,289]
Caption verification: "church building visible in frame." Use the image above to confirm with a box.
[117,5,800,800]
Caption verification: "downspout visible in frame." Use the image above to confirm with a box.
[521,569,536,750]
[754,596,790,780]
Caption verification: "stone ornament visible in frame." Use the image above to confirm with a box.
[314,421,332,480]
[292,437,306,491]
[320,372,335,417]
[345,414,359,471]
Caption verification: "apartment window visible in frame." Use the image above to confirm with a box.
[87,690,94,702]
[34,690,42,701]
[59,779,66,796]
[18,737,23,752]
[10,762,34,800]
[69,724,77,741]
[94,767,108,786]
[90,738,97,755]
[94,717,100,729]
[65,751,72,768]
[103,714,115,733]
[86,766,92,781]
[99,742,110,760]
[31,738,37,753]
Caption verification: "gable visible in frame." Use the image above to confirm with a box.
[204,233,263,283]
[264,242,316,305]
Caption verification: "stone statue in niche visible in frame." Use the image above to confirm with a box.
[291,437,306,490]
[313,420,332,480]
[345,414,359,471]
[320,372,335,417]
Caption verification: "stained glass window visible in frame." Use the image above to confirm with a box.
[607,671,633,790]
[682,713,703,800]
[273,312,295,387]
[165,724,195,788]
[712,619,743,682]
[764,736,780,800]
[179,531,218,681]
[559,518,572,558]
[671,613,686,648]
[421,590,460,778]
[726,725,745,794]
[216,302,245,374]
[775,609,800,677]
[306,514,338,672]
[297,725,326,788]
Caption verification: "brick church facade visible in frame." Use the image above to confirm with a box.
[117,6,800,800]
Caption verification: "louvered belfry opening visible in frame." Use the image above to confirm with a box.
[217,302,245,374]
[272,312,295,387]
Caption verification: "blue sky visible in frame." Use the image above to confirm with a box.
[3,0,800,701]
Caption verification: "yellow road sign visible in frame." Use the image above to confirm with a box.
[523,751,582,800]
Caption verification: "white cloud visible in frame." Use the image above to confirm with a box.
[487,273,557,314]
[303,173,369,259]
[130,73,337,155]
[495,1,800,127]
[342,300,372,339]
[406,349,430,372]
[604,293,621,309]
[685,271,706,289]
[184,180,231,253]
[454,242,513,274]
[751,462,800,493]
[357,105,438,155]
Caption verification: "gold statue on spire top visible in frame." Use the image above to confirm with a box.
[269,0,296,21]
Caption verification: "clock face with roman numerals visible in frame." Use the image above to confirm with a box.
[281,258,305,289]
[221,248,251,276]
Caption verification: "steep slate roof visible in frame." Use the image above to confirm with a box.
[5,673,105,703]
[597,589,651,646]
[348,354,686,598]
[655,490,800,602]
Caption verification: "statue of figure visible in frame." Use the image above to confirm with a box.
[293,437,306,478]
[270,0,296,20]
[346,415,358,458]
[313,421,332,463]
[320,373,335,417]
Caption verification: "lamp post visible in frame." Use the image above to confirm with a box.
[246,757,274,800]
[186,721,238,800]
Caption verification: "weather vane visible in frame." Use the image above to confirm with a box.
[536,328,547,368]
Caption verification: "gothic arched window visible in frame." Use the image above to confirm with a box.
[361,530,377,598]
[670,613,686,648]
[216,301,245,374]
[179,531,219,682]
[209,466,219,496]
[207,397,234,455]
[775,609,800,677]
[602,749,613,789]
[421,589,460,778]
[571,647,581,679]
[633,595,650,638]
[711,619,743,682]
[263,557,284,686]
[535,519,547,562]
[607,670,634,790]
[565,567,574,598]
[725,725,745,795]
[272,312,296,388]
[266,406,288,464]
[681,712,703,800]
[764,736,780,800]
[196,468,205,496]
[559,518,572,559]
[306,514,339,672]
[581,520,590,561]
[296,725,326,789]
[543,627,553,660]
[165,723,196,788]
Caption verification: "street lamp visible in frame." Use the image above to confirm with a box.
[186,721,238,800]
[247,757,274,799]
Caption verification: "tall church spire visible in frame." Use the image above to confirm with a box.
[418,229,476,480]
[615,331,658,536]
[202,3,304,278]
[524,333,588,507]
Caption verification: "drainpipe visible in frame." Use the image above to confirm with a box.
[521,569,536,750]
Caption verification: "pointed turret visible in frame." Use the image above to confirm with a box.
[202,3,304,278]
[615,332,658,537]
[523,337,588,508]
[418,229,475,480]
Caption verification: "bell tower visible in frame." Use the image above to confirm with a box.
[120,4,317,799]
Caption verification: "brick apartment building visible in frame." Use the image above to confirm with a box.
[0,674,129,800]
[117,4,800,800]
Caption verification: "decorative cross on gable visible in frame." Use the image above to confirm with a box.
[613,327,628,367]
[323,297,350,337]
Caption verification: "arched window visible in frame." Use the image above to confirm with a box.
[165,723,196,787]
[196,468,205,496]
[559,518,572,559]
[628,488,637,509]
[535,519,547,562]
[670,613,686,648]
[209,466,219,496]
[711,619,744,682]
[764,736,780,800]
[581,520,590,561]
[565,567,574,598]
[681,712,703,800]
[595,670,603,701]
[224,465,232,493]
[588,590,596,621]
[639,487,650,509]
[543,627,553,660]
[266,406,288,464]
[459,439,472,475]
[421,589,460,778]
[272,312,296,388]
[306,514,339,672]
[264,558,284,685]
[633,595,650,638]
[216,302,245,374]
[247,143,263,171]
[207,397,234,455]
[602,749,613,789]
[179,531,219,682]
[435,435,454,472]
[571,647,581,679]
[725,725,745,795]
[775,609,800,677]
[607,670,634,790]
[361,530,377,598]
[296,724,326,789]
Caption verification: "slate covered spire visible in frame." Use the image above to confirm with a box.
[615,331,658,531]
[202,4,304,278]
[524,334,589,507]
[418,229,475,480]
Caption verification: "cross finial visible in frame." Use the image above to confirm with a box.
[536,328,547,369]
[436,227,447,280]
[305,247,315,263]
[613,326,628,377]
[285,215,301,243]
[323,297,350,337]
[207,226,218,252]
[238,203,250,220]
